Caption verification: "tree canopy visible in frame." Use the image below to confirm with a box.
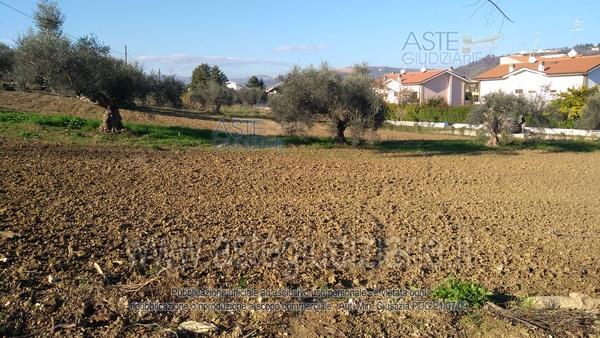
[246,76,265,89]
[191,63,228,88]
[0,43,15,81]
[270,64,384,144]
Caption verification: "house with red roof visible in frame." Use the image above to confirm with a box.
[475,52,600,100]
[380,68,470,106]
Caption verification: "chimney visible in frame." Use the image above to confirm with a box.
[509,64,515,72]
[538,61,545,72]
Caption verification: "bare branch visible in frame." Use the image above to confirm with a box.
[486,0,514,23]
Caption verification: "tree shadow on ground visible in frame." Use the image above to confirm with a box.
[372,139,600,156]
[510,139,600,153]
[375,139,492,155]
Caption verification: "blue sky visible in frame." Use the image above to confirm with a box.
[1,0,599,79]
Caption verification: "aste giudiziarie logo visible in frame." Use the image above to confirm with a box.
[401,31,502,67]
[212,118,282,148]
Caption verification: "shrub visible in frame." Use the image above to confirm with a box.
[551,86,599,120]
[238,87,266,106]
[398,105,471,123]
[432,278,492,308]
[426,96,448,109]
[383,103,401,120]
[580,93,600,130]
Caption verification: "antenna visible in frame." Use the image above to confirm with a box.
[570,18,584,48]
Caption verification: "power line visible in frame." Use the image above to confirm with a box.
[0,0,34,20]
[0,0,135,60]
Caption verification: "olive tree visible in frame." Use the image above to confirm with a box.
[14,0,146,132]
[188,63,232,113]
[146,72,185,107]
[68,36,146,131]
[271,64,384,144]
[0,43,15,81]
[469,92,530,146]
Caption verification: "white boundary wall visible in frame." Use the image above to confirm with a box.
[386,120,600,139]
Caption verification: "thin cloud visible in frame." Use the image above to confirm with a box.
[272,44,328,53]
[135,54,286,67]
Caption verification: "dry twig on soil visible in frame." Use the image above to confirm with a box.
[121,267,169,293]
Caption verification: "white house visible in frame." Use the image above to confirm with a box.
[226,81,245,91]
[379,68,470,106]
[476,53,600,100]
[265,82,283,95]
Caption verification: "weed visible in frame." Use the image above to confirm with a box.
[517,296,536,309]
[74,276,89,286]
[238,275,248,289]
[19,131,38,139]
[432,277,492,308]
[35,115,87,129]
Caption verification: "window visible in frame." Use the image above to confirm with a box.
[515,89,523,94]
[528,90,536,94]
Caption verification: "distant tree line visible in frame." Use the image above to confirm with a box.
[181,64,268,113]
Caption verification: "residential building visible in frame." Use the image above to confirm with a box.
[226,81,245,91]
[379,68,470,106]
[265,82,283,95]
[476,53,600,100]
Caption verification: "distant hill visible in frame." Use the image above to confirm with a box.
[229,75,279,87]
[454,55,500,79]
[174,75,278,87]
[336,66,419,79]
[174,75,191,84]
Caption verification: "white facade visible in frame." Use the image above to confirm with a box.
[479,69,590,100]
[381,80,424,104]
[226,81,245,91]
[382,80,402,103]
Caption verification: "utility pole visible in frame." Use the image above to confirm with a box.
[125,45,128,64]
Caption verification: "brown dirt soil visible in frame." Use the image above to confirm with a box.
[1,136,599,337]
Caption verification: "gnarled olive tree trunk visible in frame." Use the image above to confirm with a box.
[487,131,499,147]
[98,96,124,132]
[212,102,222,114]
[335,120,347,144]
